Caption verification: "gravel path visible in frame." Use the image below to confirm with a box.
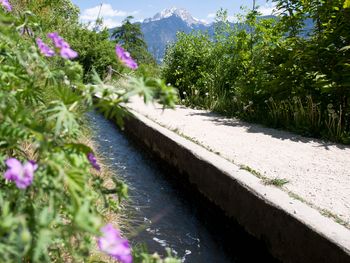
[127,98,350,226]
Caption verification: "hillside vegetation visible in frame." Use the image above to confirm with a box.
[163,1,350,143]
[0,0,177,262]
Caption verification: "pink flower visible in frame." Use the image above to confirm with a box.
[115,45,138,70]
[4,158,37,189]
[47,32,78,60]
[47,32,67,49]
[36,38,55,57]
[60,47,78,59]
[98,224,132,263]
[0,0,12,12]
[87,152,100,171]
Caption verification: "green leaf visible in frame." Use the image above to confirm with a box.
[45,101,79,137]
[340,45,350,52]
[124,77,155,103]
[64,143,93,155]
[74,202,101,234]
[344,0,350,9]
[33,229,51,262]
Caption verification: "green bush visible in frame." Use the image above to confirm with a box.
[162,2,350,143]
[66,26,124,81]
[0,2,178,262]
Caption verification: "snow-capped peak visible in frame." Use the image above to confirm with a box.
[144,7,203,25]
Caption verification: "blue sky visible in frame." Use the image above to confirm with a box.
[72,0,276,28]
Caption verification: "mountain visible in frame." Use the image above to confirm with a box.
[110,7,312,63]
[110,7,276,63]
[140,7,208,62]
[139,8,281,63]
[143,7,205,26]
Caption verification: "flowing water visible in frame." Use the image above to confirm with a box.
[89,112,278,263]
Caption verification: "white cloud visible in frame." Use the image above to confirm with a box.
[257,3,277,16]
[102,18,122,28]
[207,13,216,19]
[198,19,209,25]
[80,3,138,29]
[80,4,126,20]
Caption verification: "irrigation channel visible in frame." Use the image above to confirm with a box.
[89,111,279,263]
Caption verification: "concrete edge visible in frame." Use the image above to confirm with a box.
[123,107,350,263]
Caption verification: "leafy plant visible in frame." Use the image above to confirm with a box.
[0,1,178,262]
[162,1,350,143]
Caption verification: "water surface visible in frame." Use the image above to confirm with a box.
[89,112,278,263]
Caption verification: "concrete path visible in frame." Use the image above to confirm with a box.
[127,97,350,227]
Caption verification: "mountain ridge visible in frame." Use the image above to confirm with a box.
[143,6,206,26]
[110,7,312,63]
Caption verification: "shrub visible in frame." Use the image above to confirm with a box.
[0,2,178,262]
[162,2,350,143]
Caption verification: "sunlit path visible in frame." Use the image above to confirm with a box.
[127,97,350,226]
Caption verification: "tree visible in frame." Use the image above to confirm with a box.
[112,16,155,65]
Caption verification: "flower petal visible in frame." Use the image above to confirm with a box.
[60,47,78,59]
[5,158,23,177]
[36,38,55,57]
[6,158,21,168]
[0,0,12,12]
[115,45,138,70]
[98,224,132,263]
[4,169,18,181]
[3,158,36,189]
